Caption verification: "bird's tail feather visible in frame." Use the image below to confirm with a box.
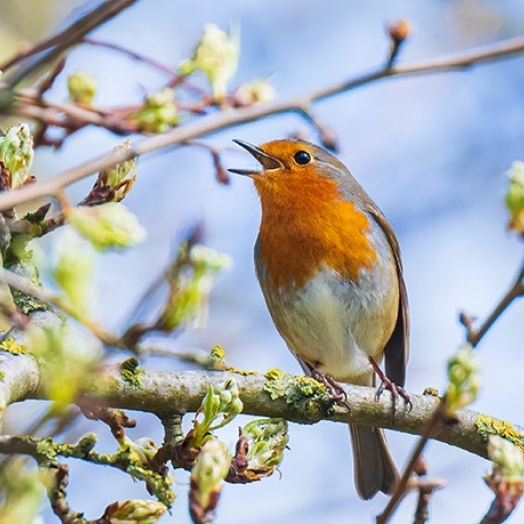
[349,424,399,500]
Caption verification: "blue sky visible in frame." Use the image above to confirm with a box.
[3,1,524,522]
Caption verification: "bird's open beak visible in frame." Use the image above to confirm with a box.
[228,139,283,176]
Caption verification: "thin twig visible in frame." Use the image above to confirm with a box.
[0,0,138,88]
[0,265,120,346]
[461,258,524,347]
[82,37,180,78]
[376,404,446,524]
[412,457,446,524]
[1,35,524,211]
[47,464,84,524]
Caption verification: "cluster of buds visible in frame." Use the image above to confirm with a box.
[483,435,524,518]
[190,379,244,448]
[189,439,231,524]
[81,140,137,205]
[0,123,34,189]
[488,435,524,480]
[179,23,240,101]
[66,202,146,252]
[102,499,167,524]
[505,160,524,235]
[228,418,288,483]
[27,322,100,412]
[67,71,98,105]
[155,242,232,333]
[445,343,480,417]
[132,88,180,133]
[233,78,276,106]
[243,418,288,472]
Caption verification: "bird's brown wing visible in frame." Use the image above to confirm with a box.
[366,206,409,388]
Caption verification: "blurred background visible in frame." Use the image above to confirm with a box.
[2,0,524,522]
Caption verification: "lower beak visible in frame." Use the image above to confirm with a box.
[228,139,283,176]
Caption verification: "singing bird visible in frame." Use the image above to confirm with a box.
[229,138,408,499]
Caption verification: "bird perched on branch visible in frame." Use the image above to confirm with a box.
[229,138,409,500]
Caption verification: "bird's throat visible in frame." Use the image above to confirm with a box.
[255,173,378,292]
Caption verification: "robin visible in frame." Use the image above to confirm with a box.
[229,138,409,500]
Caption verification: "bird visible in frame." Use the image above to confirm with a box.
[229,138,409,500]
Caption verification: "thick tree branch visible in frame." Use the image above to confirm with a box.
[0,343,517,461]
[0,35,523,211]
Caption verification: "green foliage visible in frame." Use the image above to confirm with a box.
[190,379,243,448]
[445,344,479,417]
[67,71,97,105]
[66,203,146,252]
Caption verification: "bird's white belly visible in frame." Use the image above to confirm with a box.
[264,265,398,384]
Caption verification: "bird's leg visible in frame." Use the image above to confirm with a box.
[311,368,349,409]
[368,356,411,417]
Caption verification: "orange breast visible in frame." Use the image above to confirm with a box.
[255,169,378,292]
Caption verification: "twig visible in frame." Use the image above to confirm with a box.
[82,38,180,79]
[47,463,84,524]
[0,433,172,505]
[479,467,524,524]
[186,140,230,184]
[0,0,138,88]
[460,259,524,348]
[376,404,447,524]
[412,457,446,524]
[386,20,411,68]
[0,265,120,346]
[1,35,524,211]
[0,339,518,463]
[79,403,136,442]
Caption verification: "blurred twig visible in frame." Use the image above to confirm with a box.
[412,457,446,524]
[480,468,524,524]
[0,0,138,88]
[0,265,119,346]
[376,403,448,524]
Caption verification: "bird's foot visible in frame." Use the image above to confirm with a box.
[311,369,350,409]
[368,356,412,418]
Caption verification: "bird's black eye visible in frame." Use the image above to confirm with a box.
[294,150,311,165]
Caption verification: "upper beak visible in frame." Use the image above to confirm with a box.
[228,139,283,176]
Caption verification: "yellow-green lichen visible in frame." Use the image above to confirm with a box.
[0,336,26,354]
[0,370,4,380]
[476,414,524,452]
[263,368,330,422]
[120,357,145,387]
[422,387,440,397]
[264,368,327,402]
[11,288,49,315]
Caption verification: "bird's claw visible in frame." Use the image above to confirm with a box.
[369,357,411,419]
[311,369,350,410]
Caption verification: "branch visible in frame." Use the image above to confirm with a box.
[0,344,515,461]
[377,404,447,523]
[0,265,120,346]
[1,35,524,211]
[0,0,138,88]
[461,258,524,348]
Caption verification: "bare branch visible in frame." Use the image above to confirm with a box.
[461,259,524,348]
[1,35,524,212]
